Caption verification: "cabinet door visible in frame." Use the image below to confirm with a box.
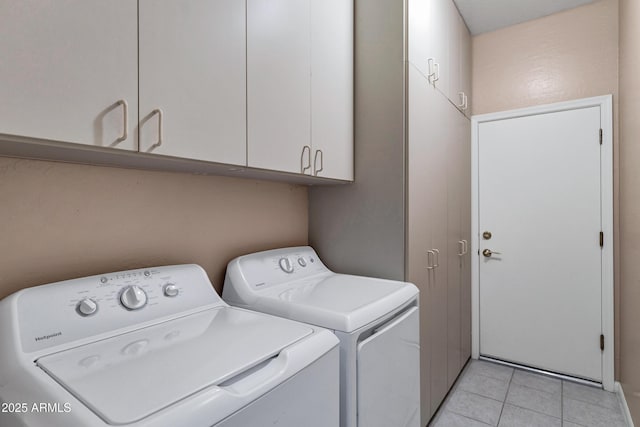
[407,66,435,425]
[139,0,246,165]
[428,82,450,415]
[429,0,450,98]
[247,0,311,174]
[408,0,433,78]
[460,22,472,118]
[311,0,354,181]
[446,106,464,388]
[0,1,137,151]
[446,1,461,105]
[460,117,472,363]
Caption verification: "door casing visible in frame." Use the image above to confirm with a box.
[470,95,614,391]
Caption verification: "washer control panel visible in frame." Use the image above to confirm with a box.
[14,264,222,353]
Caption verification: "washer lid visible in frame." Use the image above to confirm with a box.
[36,307,312,425]
[257,274,418,332]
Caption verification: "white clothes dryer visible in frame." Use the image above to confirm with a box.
[0,264,339,427]
[223,246,420,427]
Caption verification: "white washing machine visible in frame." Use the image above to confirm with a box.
[223,246,420,427]
[0,264,339,427]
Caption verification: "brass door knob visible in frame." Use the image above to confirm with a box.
[482,249,502,258]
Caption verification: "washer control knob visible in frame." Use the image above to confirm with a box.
[77,298,98,316]
[120,285,147,310]
[297,257,307,267]
[279,257,294,274]
[163,283,179,297]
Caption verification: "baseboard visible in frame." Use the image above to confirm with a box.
[616,381,635,427]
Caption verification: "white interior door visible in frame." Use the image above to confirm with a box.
[478,106,603,382]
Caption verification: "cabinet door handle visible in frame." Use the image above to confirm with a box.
[426,250,435,270]
[313,149,324,176]
[151,109,163,147]
[458,240,465,256]
[427,58,435,82]
[301,146,311,174]
[463,93,468,111]
[115,100,128,143]
[433,248,440,268]
[462,240,468,255]
[432,62,440,84]
[456,92,465,109]
[427,58,440,84]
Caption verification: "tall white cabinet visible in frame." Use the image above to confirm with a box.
[309,0,472,424]
[0,0,138,151]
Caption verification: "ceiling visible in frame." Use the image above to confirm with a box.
[453,0,599,35]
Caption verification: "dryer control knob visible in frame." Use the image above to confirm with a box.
[163,283,179,297]
[279,257,294,274]
[77,298,98,316]
[120,285,147,310]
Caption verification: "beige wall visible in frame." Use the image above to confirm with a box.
[0,156,308,298]
[619,0,640,422]
[471,0,621,377]
[472,0,619,116]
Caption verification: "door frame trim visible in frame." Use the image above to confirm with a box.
[470,95,614,391]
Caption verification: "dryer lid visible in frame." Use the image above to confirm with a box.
[256,274,418,332]
[36,307,312,425]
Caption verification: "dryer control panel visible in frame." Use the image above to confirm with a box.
[8,265,222,354]
[225,246,329,293]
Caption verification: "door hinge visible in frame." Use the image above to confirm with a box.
[600,334,605,351]
[599,231,604,247]
[599,129,603,145]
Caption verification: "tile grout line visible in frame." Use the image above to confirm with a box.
[496,368,514,425]
[561,380,564,427]
[440,364,507,426]
[509,378,562,396]
[503,401,563,421]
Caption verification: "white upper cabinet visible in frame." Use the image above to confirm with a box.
[408,0,433,78]
[247,0,312,175]
[311,0,354,181]
[447,5,462,107]
[139,0,246,165]
[449,11,471,115]
[247,0,353,180]
[459,22,472,117]
[0,1,138,151]
[0,0,352,182]
[408,0,471,114]
[430,0,451,96]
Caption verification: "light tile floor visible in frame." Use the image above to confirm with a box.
[430,360,628,427]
